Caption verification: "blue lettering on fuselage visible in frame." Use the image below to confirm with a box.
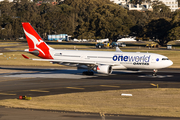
[112,55,150,63]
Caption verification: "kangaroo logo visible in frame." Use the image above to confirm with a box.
[23,29,45,55]
[22,22,53,59]
[37,39,44,45]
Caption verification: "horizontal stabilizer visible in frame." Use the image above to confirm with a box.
[22,54,30,59]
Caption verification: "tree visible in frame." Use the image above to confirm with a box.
[167,11,180,41]
[142,18,172,46]
[128,11,150,37]
[152,1,172,18]
[72,1,133,40]
[0,0,175,42]
[168,27,180,40]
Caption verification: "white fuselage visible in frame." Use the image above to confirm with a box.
[22,22,173,75]
[49,49,173,70]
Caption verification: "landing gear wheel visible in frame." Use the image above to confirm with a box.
[153,69,158,76]
[82,71,94,75]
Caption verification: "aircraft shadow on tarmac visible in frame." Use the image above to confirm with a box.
[0,66,179,83]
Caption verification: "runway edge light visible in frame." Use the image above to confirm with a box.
[121,93,133,96]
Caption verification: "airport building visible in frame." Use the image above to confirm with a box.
[158,0,179,11]
[110,0,179,11]
[110,0,130,5]
[48,34,69,41]
[0,0,33,2]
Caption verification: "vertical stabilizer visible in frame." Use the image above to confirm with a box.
[22,22,53,59]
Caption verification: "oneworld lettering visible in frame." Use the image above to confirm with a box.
[112,55,150,62]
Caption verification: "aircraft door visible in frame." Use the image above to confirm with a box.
[151,57,159,63]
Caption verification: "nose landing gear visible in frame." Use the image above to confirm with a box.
[153,69,158,76]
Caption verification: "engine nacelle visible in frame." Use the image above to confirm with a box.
[96,65,112,74]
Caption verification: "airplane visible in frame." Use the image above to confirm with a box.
[21,22,173,76]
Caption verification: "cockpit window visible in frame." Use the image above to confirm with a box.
[162,58,169,60]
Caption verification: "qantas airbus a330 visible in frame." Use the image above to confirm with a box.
[21,22,173,75]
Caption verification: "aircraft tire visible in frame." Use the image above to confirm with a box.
[82,71,94,75]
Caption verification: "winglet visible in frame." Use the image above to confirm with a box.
[116,47,122,52]
[22,54,30,59]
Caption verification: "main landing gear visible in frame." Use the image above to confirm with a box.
[82,71,94,75]
[153,69,158,76]
[82,65,96,75]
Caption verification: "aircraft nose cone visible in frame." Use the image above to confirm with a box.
[168,60,173,67]
[170,60,173,66]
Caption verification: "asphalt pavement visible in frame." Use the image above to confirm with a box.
[0,66,180,120]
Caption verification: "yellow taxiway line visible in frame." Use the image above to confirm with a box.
[66,87,84,90]
[100,85,120,88]
[29,90,49,92]
[0,93,16,95]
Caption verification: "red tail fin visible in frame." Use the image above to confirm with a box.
[22,22,53,59]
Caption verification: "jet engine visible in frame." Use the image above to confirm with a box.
[96,65,112,74]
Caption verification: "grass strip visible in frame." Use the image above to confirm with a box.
[0,88,180,117]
